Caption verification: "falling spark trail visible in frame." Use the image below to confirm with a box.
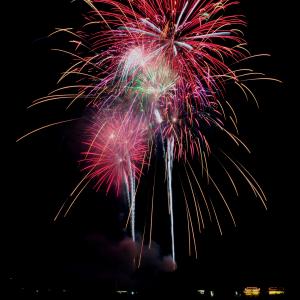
[166,136,175,262]
[16,119,78,142]
[129,159,136,242]
[125,159,136,242]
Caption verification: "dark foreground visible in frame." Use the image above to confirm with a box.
[6,285,291,299]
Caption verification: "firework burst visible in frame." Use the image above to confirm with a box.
[16,0,280,264]
[81,111,149,196]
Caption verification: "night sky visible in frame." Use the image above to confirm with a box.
[5,0,297,296]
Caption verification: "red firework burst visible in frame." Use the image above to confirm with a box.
[87,0,246,105]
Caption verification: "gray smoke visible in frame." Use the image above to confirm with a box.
[67,233,176,288]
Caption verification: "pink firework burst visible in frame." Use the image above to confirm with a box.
[31,0,252,163]
[81,111,149,195]
[86,0,246,105]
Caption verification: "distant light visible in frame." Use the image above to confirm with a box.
[243,287,260,297]
[210,290,214,297]
[197,289,205,295]
[131,291,135,295]
[268,287,285,295]
[234,291,241,297]
[116,290,128,294]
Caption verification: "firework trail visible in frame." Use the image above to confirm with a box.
[124,158,136,241]
[166,136,175,262]
[129,159,136,242]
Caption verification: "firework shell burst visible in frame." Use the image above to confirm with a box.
[16,0,278,260]
[89,0,246,106]
[81,111,149,196]
[46,0,251,160]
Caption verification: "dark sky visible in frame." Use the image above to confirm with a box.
[5,0,297,293]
